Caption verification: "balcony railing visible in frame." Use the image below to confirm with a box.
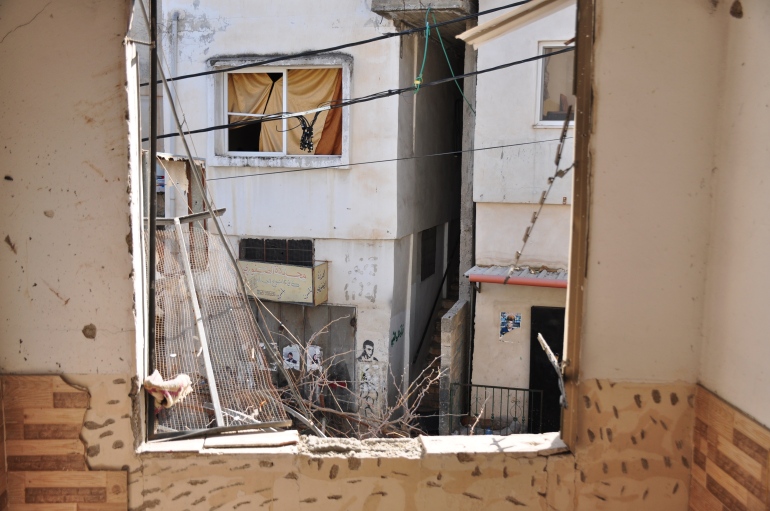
[448,383,543,435]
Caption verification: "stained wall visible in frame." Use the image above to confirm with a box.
[699,0,770,428]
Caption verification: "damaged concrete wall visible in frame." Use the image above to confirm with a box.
[0,0,136,376]
[579,0,725,383]
[699,0,770,429]
[438,300,469,435]
[50,379,688,511]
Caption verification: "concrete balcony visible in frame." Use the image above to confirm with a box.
[371,0,475,40]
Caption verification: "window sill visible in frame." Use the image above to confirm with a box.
[420,432,568,457]
[533,123,575,129]
[209,154,348,170]
[136,431,568,459]
[138,430,300,455]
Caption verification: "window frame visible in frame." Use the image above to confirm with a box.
[534,41,576,129]
[209,54,352,169]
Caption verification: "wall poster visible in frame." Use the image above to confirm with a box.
[499,312,522,341]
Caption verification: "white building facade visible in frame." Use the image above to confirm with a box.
[460,1,576,432]
[159,0,464,410]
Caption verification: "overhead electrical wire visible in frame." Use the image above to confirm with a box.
[142,46,574,142]
[139,0,533,87]
[207,138,574,181]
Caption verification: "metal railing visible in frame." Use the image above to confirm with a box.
[448,383,543,435]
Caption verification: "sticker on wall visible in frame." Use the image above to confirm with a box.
[307,345,322,371]
[499,312,522,341]
[283,345,300,370]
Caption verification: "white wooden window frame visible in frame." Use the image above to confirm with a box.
[208,55,351,169]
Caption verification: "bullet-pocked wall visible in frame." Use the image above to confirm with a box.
[1,1,767,511]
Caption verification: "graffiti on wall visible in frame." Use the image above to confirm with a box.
[390,324,404,346]
[356,339,385,418]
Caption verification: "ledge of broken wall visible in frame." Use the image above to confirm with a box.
[57,373,700,510]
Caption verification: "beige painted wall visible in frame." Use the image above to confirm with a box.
[472,283,566,389]
[578,0,725,383]
[476,203,570,267]
[699,0,770,428]
[0,0,135,375]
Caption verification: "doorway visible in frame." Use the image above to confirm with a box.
[529,306,565,433]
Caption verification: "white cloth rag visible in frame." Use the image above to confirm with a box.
[143,370,193,409]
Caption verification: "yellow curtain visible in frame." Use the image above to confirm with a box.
[286,69,342,155]
[315,70,343,156]
[228,69,342,154]
[227,73,284,152]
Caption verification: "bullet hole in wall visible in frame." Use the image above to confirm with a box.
[82,324,97,339]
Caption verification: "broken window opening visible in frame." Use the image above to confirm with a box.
[226,67,343,156]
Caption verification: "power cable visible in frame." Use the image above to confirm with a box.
[207,138,573,181]
[140,0,533,87]
[143,46,574,142]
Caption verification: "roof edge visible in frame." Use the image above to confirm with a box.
[457,0,576,48]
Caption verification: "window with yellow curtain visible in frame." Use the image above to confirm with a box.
[226,68,343,155]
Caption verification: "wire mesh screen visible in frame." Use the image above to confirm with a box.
[152,223,288,434]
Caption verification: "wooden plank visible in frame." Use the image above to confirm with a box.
[706,475,748,511]
[78,504,127,511]
[735,414,770,454]
[104,473,127,504]
[746,492,767,511]
[5,422,24,440]
[7,473,26,505]
[7,440,83,457]
[692,458,708,488]
[734,429,770,467]
[689,478,723,511]
[24,424,82,440]
[53,393,90,409]
[24,472,107,488]
[2,377,53,410]
[7,455,87,472]
[705,460,749,506]
[704,392,736,442]
[22,409,85,425]
[13,505,77,511]
[25,487,106,504]
[4,408,24,426]
[51,379,85,394]
[710,446,767,502]
[717,435,765,481]
[561,0,594,449]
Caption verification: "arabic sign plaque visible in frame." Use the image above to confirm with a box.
[239,260,329,305]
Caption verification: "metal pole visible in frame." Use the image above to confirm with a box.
[174,218,225,427]
[146,0,159,433]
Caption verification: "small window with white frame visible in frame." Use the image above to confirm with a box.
[536,43,575,126]
[211,55,351,167]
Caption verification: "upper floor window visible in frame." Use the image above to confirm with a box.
[227,68,342,155]
[537,44,575,126]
